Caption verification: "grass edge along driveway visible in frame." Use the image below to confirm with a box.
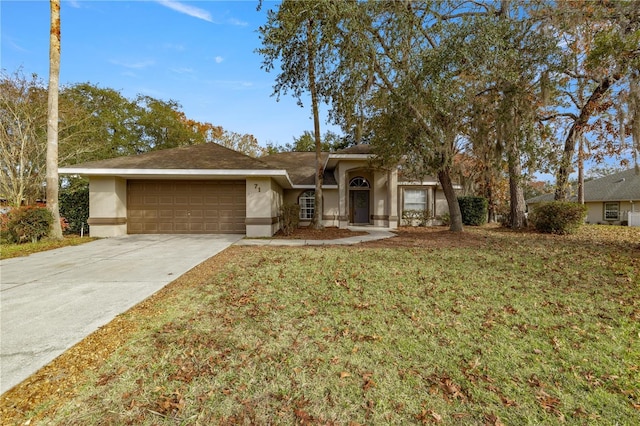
[1,226,639,425]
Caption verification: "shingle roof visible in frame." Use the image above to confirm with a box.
[527,168,640,203]
[66,143,272,170]
[260,152,336,186]
[335,144,372,154]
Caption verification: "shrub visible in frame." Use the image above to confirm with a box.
[402,209,431,226]
[60,182,89,234]
[439,212,451,226]
[530,202,587,235]
[6,206,54,243]
[280,203,300,236]
[458,196,488,226]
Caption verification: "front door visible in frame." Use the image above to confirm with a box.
[351,190,370,224]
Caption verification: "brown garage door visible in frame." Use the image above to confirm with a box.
[127,180,246,234]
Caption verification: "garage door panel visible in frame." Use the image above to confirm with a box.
[127,180,245,234]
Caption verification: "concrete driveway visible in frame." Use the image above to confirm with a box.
[0,234,243,395]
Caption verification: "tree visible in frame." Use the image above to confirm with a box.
[258,0,338,229]
[58,83,143,161]
[266,130,349,153]
[0,70,48,206]
[546,1,640,200]
[46,0,63,239]
[214,130,265,158]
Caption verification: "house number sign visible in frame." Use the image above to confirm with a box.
[254,184,261,192]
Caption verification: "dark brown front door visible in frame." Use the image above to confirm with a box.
[350,190,370,224]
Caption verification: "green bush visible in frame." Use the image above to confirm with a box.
[402,209,431,226]
[458,196,488,226]
[280,203,300,236]
[439,212,451,226]
[60,181,89,234]
[6,206,54,243]
[530,202,587,235]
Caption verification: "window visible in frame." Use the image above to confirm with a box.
[299,190,315,220]
[349,177,370,188]
[404,189,427,211]
[604,202,619,220]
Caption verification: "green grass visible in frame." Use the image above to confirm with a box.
[32,227,640,424]
[0,235,97,259]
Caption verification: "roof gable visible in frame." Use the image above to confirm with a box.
[260,152,336,186]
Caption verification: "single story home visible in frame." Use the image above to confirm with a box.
[60,143,453,237]
[526,168,640,225]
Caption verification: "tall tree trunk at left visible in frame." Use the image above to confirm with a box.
[47,0,63,239]
[307,18,323,230]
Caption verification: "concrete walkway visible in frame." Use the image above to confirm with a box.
[235,226,396,246]
[0,234,243,395]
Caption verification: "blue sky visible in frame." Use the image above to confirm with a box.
[1,0,337,147]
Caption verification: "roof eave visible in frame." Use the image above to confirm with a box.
[59,168,296,188]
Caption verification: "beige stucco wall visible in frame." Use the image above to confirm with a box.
[434,189,449,217]
[88,176,127,237]
[246,177,281,237]
[322,189,339,227]
[585,200,638,224]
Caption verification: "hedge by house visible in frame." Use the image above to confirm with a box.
[457,196,488,226]
[60,181,89,234]
[529,202,587,235]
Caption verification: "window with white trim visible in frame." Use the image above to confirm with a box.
[404,189,427,211]
[299,190,315,220]
[604,202,619,220]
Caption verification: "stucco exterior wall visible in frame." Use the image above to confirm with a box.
[322,189,339,227]
[434,189,449,217]
[88,177,127,237]
[246,177,280,237]
[585,200,638,224]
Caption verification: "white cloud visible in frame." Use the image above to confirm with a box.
[214,56,224,64]
[110,59,155,69]
[171,67,194,74]
[66,1,81,8]
[155,0,213,23]
[227,18,248,27]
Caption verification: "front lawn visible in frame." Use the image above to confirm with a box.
[2,226,638,424]
[0,235,96,259]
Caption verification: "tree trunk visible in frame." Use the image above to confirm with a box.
[47,0,63,239]
[508,157,527,229]
[577,136,584,204]
[438,168,463,232]
[307,19,324,230]
[555,75,617,200]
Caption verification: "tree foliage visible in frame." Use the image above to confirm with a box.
[0,72,261,207]
[266,130,349,153]
[258,0,340,229]
[1,70,48,206]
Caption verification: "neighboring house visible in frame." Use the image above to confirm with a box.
[526,168,640,225]
[60,143,454,237]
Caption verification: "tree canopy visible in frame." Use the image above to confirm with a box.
[0,70,261,207]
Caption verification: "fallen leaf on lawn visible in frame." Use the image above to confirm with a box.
[484,412,505,426]
[430,410,443,422]
[340,371,351,379]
